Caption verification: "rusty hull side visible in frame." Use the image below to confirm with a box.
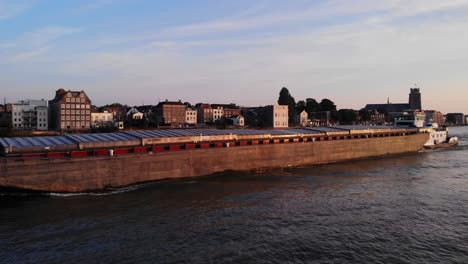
[0,133,429,192]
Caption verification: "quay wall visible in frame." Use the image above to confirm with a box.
[0,133,429,192]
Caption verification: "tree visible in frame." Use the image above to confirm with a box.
[337,109,357,125]
[296,100,306,114]
[358,108,371,123]
[305,98,320,113]
[278,87,290,105]
[277,87,296,126]
[319,99,337,112]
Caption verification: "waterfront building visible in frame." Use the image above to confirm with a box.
[365,87,422,113]
[446,113,465,126]
[264,105,288,128]
[211,104,240,118]
[185,107,197,125]
[229,115,245,127]
[0,110,11,129]
[91,111,114,128]
[242,105,288,128]
[299,110,308,127]
[127,107,144,120]
[393,110,426,128]
[425,110,445,125]
[101,104,126,121]
[49,89,92,131]
[154,100,187,126]
[195,103,241,125]
[11,99,48,130]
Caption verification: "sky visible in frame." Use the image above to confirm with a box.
[1,0,468,113]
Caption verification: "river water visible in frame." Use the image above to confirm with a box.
[1,127,468,263]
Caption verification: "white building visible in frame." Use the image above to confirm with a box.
[127,107,144,120]
[230,115,245,126]
[212,106,224,122]
[272,104,288,128]
[299,110,308,127]
[185,108,197,125]
[91,111,114,128]
[12,99,48,130]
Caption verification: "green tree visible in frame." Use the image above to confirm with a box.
[337,109,357,125]
[319,99,337,112]
[278,87,290,105]
[358,108,371,123]
[296,100,306,114]
[305,98,320,113]
[277,87,297,126]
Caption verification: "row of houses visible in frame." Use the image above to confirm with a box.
[0,89,292,132]
[2,88,466,132]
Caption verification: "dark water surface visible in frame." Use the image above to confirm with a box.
[1,127,468,264]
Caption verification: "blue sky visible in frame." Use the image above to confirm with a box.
[2,0,468,113]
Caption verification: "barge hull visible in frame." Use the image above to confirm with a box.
[0,133,429,192]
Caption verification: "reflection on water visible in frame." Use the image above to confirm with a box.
[1,127,468,263]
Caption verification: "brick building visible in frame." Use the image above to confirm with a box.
[155,100,187,126]
[195,103,240,124]
[49,89,92,131]
[425,110,445,125]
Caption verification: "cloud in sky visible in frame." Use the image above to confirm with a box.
[2,0,468,114]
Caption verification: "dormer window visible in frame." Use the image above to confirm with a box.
[67,93,71,97]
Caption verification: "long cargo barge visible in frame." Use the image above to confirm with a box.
[0,126,429,192]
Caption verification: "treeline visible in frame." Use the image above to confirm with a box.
[277,87,373,126]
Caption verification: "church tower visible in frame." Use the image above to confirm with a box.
[409,88,422,110]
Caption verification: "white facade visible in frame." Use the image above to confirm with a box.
[273,105,288,128]
[212,107,224,122]
[299,110,308,127]
[91,111,114,127]
[12,99,48,130]
[230,115,245,126]
[185,109,197,124]
[127,107,144,120]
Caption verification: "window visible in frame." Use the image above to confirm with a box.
[66,116,70,120]
[81,98,85,103]
[66,104,70,108]
[71,116,75,120]
[80,93,85,98]
[71,110,75,115]
[86,110,90,114]
[61,110,65,114]
[66,98,70,102]
[86,105,90,109]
